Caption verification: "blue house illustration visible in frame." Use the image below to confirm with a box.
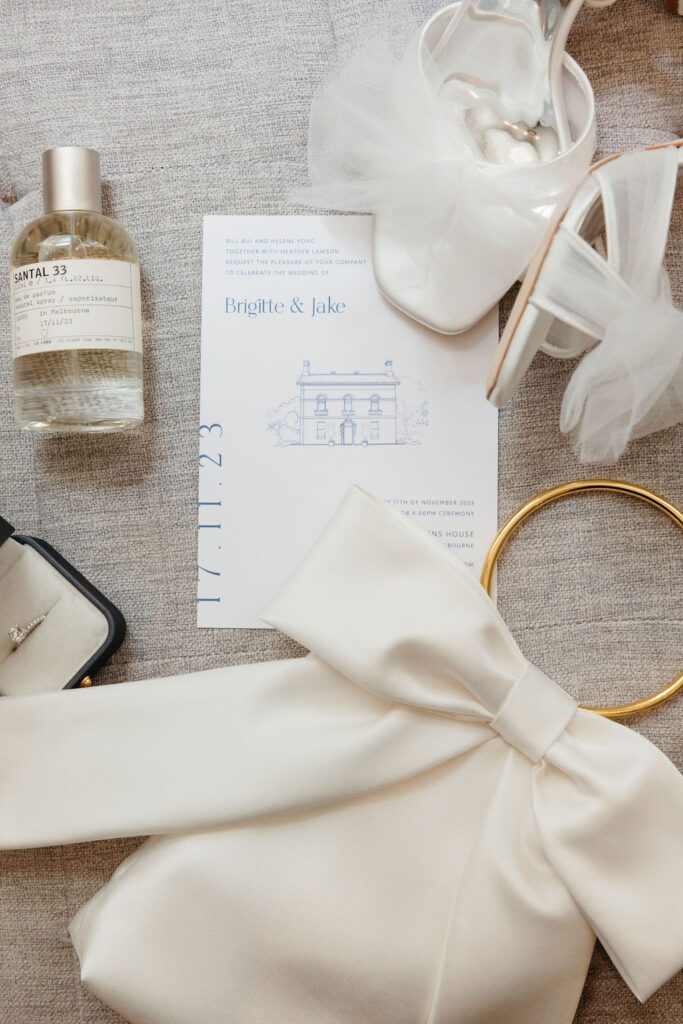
[297,360,400,446]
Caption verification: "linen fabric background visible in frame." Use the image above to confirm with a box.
[0,1,681,1021]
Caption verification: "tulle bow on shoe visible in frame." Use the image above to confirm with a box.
[292,4,597,333]
[537,146,683,462]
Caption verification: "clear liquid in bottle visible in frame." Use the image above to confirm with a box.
[10,148,144,433]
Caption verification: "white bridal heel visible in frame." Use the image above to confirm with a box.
[488,139,683,463]
[295,0,617,334]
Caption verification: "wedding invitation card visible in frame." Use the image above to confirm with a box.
[198,215,498,627]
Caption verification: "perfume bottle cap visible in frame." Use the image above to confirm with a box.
[42,146,102,214]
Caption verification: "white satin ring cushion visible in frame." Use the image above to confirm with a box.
[0,487,681,1024]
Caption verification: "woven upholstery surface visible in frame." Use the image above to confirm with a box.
[0,0,681,1020]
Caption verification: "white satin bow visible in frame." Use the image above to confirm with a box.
[539,145,683,463]
[0,488,681,1024]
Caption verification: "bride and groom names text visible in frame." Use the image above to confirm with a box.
[225,296,346,319]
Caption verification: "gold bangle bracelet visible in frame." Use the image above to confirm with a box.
[480,480,683,719]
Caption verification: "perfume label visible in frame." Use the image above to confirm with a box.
[11,259,142,358]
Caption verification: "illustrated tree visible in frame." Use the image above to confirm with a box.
[266,397,300,446]
[396,377,430,444]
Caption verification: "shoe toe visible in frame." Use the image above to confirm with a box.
[372,220,512,335]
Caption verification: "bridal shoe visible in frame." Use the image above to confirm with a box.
[488,140,683,463]
[296,0,616,334]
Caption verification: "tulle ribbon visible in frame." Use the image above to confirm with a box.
[561,287,683,463]
[292,7,596,313]
[538,145,683,463]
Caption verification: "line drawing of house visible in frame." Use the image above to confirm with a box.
[298,360,399,446]
[266,361,429,448]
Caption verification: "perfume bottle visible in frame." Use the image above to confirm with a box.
[10,147,143,432]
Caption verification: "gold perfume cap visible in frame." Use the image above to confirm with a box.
[42,146,102,214]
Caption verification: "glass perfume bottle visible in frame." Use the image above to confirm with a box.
[10,147,143,432]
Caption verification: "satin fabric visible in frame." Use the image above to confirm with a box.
[0,487,682,1024]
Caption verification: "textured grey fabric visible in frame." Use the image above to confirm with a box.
[0,0,681,1021]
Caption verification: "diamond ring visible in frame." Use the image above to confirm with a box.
[8,614,46,650]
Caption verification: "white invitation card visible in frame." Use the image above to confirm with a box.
[198,215,498,627]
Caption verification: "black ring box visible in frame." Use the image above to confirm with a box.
[0,513,126,692]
